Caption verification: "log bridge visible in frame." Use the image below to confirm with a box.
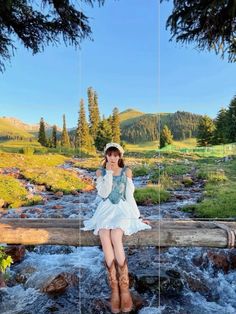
[0,218,236,248]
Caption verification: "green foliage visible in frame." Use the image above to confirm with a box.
[213,96,236,145]
[120,110,201,144]
[38,117,47,146]
[227,95,236,142]
[190,159,236,218]
[0,174,42,208]
[197,115,215,146]
[75,99,94,152]
[213,107,229,144]
[197,169,228,183]
[20,146,35,155]
[160,125,173,148]
[121,114,158,143]
[0,246,13,274]
[132,165,150,177]
[134,186,170,204]
[163,0,236,62]
[94,117,113,151]
[22,167,87,193]
[61,114,70,148]
[88,87,100,139]
[0,0,105,72]
[112,107,121,143]
[51,125,57,148]
[165,111,202,141]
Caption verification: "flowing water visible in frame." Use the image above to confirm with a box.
[0,162,236,313]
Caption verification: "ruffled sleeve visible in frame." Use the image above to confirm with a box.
[125,177,141,219]
[96,169,113,198]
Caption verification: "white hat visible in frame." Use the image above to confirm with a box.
[104,142,124,156]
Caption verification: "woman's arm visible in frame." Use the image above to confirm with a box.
[95,168,113,198]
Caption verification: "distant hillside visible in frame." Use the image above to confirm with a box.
[0,117,34,140]
[119,109,202,143]
[119,109,145,124]
[0,109,203,144]
[0,117,61,140]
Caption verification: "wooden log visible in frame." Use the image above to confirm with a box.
[0,218,236,248]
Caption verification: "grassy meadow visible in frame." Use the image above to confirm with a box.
[0,138,236,217]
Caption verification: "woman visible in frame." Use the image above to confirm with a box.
[81,142,152,313]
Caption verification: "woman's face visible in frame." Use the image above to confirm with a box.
[106,151,120,165]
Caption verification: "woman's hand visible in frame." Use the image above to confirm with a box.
[106,161,113,171]
[139,215,151,225]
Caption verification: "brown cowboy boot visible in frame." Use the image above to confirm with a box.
[104,259,121,313]
[117,257,133,313]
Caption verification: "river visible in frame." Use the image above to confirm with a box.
[0,161,236,313]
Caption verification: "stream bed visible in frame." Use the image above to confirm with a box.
[0,162,236,313]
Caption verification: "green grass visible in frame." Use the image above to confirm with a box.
[183,158,236,218]
[125,141,158,152]
[0,152,90,195]
[134,185,170,204]
[22,167,87,193]
[0,175,42,208]
[0,140,97,156]
[160,141,236,158]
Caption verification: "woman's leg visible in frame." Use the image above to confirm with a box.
[111,228,133,312]
[110,228,125,265]
[99,228,121,313]
[98,228,115,267]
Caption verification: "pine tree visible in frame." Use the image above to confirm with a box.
[0,1,105,73]
[38,117,47,146]
[61,114,70,148]
[87,87,100,140]
[213,107,229,144]
[112,107,121,143]
[52,125,57,148]
[75,99,94,151]
[95,117,113,151]
[227,96,236,143]
[197,115,216,146]
[93,90,100,129]
[164,0,236,62]
[160,125,173,148]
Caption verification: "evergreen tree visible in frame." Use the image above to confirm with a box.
[227,95,236,143]
[160,125,173,148]
[52,125,57,148]
[197,115,216,146]
[75,99,94,151]
[87,87,100,139]
[95,117,113,151]
[0,0,105,72]
[38,117,47,146]
[213,107,229,144]
[112,107,121,143]
[163,0,236,62]
[61,114,70,148]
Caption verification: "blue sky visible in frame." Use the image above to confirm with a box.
[0,0,235,128]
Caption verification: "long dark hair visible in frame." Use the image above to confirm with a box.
[101,147,125,168]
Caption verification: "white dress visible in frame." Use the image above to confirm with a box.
[81,167,152,236]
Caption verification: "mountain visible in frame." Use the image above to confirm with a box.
[119,109,145,124]
[0,116,61,140]
[0,117,34,139]
[0,109,203,144]
[119,109,203,143]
